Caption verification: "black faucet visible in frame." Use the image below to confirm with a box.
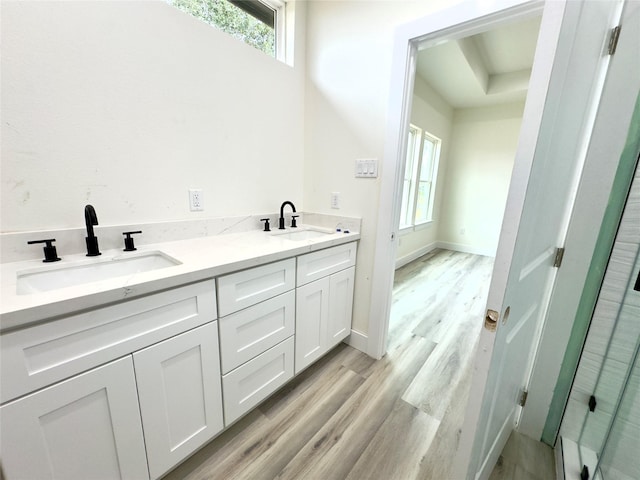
[85,204,101,256]
[279,201,296,229]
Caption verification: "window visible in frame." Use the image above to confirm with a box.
[167,0,285,59]
[400,125,441,229]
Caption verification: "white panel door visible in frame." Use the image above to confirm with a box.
[0,356,148,480]
[328,266,355,347]
[295,276,330,373]
[133,322,223,480]
[455,1,626,479]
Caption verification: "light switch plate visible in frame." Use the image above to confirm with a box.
[355,158,378,178]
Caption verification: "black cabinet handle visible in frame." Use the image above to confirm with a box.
[634,268,640,292]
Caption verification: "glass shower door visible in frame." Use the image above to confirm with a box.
[559,159,640,480]
[596,338,640,480]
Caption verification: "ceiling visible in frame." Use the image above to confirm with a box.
[415,16,542,109]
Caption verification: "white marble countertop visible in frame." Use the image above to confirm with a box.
[0,226,360,332]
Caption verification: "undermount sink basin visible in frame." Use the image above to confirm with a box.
[16,251,181,295]
[271,227,333,241]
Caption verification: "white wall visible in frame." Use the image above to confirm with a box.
[397,82,522,263]
[438,103,524,256]
[396,76,453,265]
[1,0,306,232]
[303,0,462,335]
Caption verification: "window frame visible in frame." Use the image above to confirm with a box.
[229,0,286,60]
[168,0,288,62]
[399,125,441,231]
[245,0,287,62]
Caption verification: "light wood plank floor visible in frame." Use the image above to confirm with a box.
[164,250,552,480]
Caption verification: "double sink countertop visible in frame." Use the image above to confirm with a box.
[0,226,360,331]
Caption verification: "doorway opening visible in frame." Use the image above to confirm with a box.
[384,14,543,474]
[369,0,625,478]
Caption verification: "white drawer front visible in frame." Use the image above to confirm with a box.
[0,280,217,404]
[296,242,357,287]
[219,290,295,374]
[222,336,294,425]
[217,258,295,316]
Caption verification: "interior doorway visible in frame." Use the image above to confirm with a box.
[372,1,627,478]
[395,15,541,268]
[384,16,542,470]
[388,12,542,357]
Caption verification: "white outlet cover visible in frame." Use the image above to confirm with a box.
[189,189,204,211]
[331,192,340,209]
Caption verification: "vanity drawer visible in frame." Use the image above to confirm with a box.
[222,336,294,425]
[217,258,295,316]
[219,290,295,374]
[0,280,217,404]
[296,242,357,287]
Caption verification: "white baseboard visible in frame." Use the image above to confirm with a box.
[395,242,438,269]
[436,241,496,257]
[345,329,368,353]
[395,241,495,269]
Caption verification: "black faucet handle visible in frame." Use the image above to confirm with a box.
[123,231,142,251]
[27,238,61,263]
[260,218,271,232]
[291,215,299,228]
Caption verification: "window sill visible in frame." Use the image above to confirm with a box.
[415,220,434,230]
[399,220,434,235]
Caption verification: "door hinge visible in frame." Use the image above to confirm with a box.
[608,25,621,55]
[518,389,528,407]
[553,247,565,268]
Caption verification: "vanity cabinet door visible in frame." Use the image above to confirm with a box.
[295,267,355,374]
[133,322,223,480]
[0,356,148,480]
[295,276,330,373]
[328,266,355,348]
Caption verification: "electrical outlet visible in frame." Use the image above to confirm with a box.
[331,192,341,209]
[189,189,204,211]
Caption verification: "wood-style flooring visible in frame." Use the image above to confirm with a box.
[163,249,547,480]
[489,431,556,480]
